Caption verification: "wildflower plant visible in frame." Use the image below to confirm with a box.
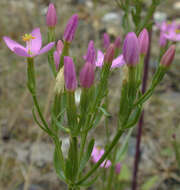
[3,1,177,190]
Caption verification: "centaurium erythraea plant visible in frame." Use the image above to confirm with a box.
[3,2,178,190]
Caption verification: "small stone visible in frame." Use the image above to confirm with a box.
[173,2,180,10]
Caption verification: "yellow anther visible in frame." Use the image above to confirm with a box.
[176,29,180,34]
[22,34,35,42]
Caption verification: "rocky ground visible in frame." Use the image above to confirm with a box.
[0,0,180,190]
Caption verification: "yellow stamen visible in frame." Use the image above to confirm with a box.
[176,29,180,34]
[22,33,35,42]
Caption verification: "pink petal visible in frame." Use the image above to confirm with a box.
[53,51,61,70]
[31,28,42,54]
[95,50,104,67]
[3,36,26,52]
[111,54,126,68]
[37,42,55,55]
[14,47,30,57]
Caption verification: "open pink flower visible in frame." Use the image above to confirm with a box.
[91,146,111,168]
[3,28,55,57]
[95,50,125,68]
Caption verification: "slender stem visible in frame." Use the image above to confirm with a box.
[131,30,152,190]
[76,129,124,185]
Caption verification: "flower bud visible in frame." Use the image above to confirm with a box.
[64,56,77,91]
[138,28,149,55]
[103,33,110,50]
[160,45,176,67]
[46,3,57,27]
[114,36,121,49]
[83,40,96,65]
[63,14,79,43]
[115,163,121,174]
[54,67,64,94]
[123,32,140,66]
[56,40,64,53]
[80,62,95,88]
[104,44,115,63]
[53,40,64,70]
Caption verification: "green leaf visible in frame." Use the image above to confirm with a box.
[78,174,99,187]
[79,139,95,173]
[99,106,111,117]
[116,128,133,162]
[53,145,66,182]
[142,176,159,190]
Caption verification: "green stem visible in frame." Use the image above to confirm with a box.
[47,27,57,77]
[59,41,70,69]
[76,129,124,185]
[106,145,118,190]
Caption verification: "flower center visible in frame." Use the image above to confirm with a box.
[22,34,35,54]
[22,34,35,42]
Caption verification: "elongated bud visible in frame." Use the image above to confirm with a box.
[115,163,121,174]
[123,32,140,66]
[114,36,121,49]
[84,40,96,65]
[53,40,64,70]
[54,67,64,94]
[138,28,149,55]
[103,33,110,49]
[160,45,176,67]
[63,14,79,43]
[64,56,77,91]
[56,40,64,53]
[80,62,95,88]
[104,44,115,63]
[46,3,57,27]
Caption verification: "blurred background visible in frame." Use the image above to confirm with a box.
[0,0,180,189]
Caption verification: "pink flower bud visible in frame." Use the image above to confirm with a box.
[114,36,121,49]
[56,40,64,53]
[103,33,110,50]
[53,40,64,70]
[63,14,79,43]
[46,3,57,27]
[104,44,115,63]
[123,32,140,66]
[64,56,77,91]
[115,163,121,174]
[80,62,95,88]
[138,28,149,55]
[83,40,96,65]
[160,45,176,67]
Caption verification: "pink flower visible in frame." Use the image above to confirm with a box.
[79,62,95,88]
[64,56,77,91]
[138,28,149,55]
[53,40,64,70]
[46,3,57,27]
[160,45,176,67]
[3,28,55,57]
[95,50,125,68]
[123,32,140,66]
[91,146,111,168]
[156,21,180,46]
[63,14,79,43]
[83,40,96,65]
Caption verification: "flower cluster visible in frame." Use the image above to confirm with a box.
[157,21,180,47]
